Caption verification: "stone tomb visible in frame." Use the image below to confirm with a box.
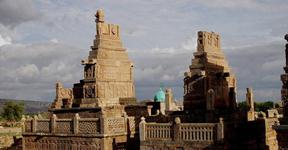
[22,9,144,150]
[184,31,237,111]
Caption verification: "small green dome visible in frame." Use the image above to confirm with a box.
[154,88,165,102]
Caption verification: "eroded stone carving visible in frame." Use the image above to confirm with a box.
[51,82,73,109]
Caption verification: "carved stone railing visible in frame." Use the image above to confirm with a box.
[23,114,100,135]
[145,123,172,140]
[140,117,224,143]
[179,123,215,142]
[36,119,51,133]
[23,113,136,137]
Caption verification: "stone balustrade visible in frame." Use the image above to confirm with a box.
[180,123,215,142]
[140,117,224,143]
[145,123,172,140]
[24,114,100,135]
[23,113,136,137]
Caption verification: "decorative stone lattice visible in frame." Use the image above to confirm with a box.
[128,117,135,133]
[36,120,50,133]
[107,117,125,134]
[78,120,100,134]
[56,120,73,134]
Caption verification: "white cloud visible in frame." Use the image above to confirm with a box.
[50,38,59,43]
[16,64,39,78]
[161,74,175,81]
[0,34,11,46]
[0,42,84,100]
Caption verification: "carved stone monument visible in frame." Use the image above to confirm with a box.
[184,31,237,111]
[50,9,136,108]
[22,9,142,150]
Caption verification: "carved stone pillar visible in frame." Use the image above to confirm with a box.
[139,117,146,141]
[73,113,80,134]
[217,117,224,141]
[32,116,37,133]
[21,115,26,133]
[173,117,181,141]
[51,114,57,133]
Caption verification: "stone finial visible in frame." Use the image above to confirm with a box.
[95,9,105,23]
[285,34,288,42]
[219,117,223,123]
[51,114,57,119]
[140,117,145,122]
[56,82,63,88]
[74,113,80,119]
[174,117,181,124]
[156,110,160,115]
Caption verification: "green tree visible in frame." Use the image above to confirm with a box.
[238,101,275,112]
[1,101,24,121]
[255,101,274,112]
[238,101,248,111]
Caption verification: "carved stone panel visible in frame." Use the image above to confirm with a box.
[84,64,95,79]
[84,84,96,98]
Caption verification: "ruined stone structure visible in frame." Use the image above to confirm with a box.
[274,34,288,149]
[22,9,145,150]
[184,31,237,111]
[139,32,279,150]
[51,82,73,109]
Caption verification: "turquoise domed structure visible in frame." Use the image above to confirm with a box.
[154,88,165,102]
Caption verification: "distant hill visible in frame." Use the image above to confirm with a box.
[0,99,51,114]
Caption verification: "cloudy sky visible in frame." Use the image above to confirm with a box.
[0,0,287,102]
